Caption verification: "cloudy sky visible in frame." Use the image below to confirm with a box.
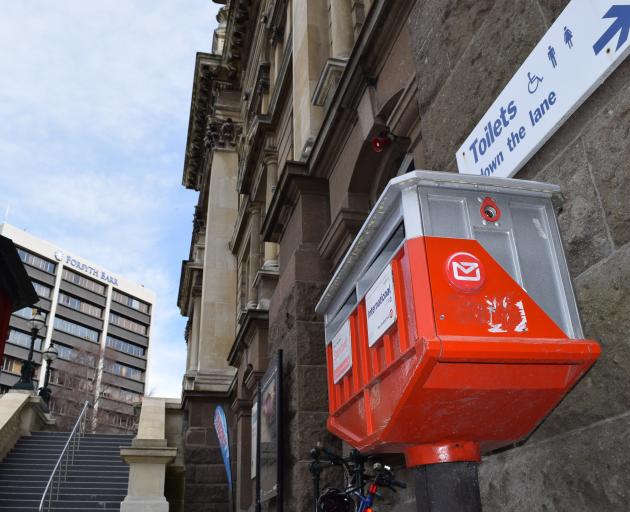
[0,1,220,397]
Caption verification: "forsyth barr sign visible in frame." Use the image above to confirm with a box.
[54,250,119,286]
[457,0,630,178]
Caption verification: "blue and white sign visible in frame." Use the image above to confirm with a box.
[214,406,232,491]
[457,0,630,178]
[365,265,397,347]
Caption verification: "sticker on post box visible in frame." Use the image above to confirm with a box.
[332,320,352,383]
[366,264,397,347]
[446,252,486,292]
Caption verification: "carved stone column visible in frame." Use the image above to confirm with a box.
[196,148,239,391]
[188,292,201,374]
[330,0,354,59]
[292,0,329,159]
[264,156,279,269]
[247,206,262,309]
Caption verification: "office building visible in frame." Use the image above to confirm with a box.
[0,223,155,433]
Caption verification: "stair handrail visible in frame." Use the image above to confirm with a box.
[38,400,92,512]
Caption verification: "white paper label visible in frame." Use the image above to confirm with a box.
[331,320,352,384]
[365,265,397,347]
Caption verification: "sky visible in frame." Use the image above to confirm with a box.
[0,1,220,397]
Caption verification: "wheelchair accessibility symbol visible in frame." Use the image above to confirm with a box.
[527,72,544,94]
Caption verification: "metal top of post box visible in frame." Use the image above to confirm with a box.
[315,170,578,343]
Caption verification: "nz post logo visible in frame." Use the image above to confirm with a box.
[446,252,486,292]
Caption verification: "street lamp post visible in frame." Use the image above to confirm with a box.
[13,309,46,391]
[39,343,58,406]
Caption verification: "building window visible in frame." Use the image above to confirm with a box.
[101,385,141,404]
[2,356,23,375]
[55,344,97,366]
[62,268,105,295]
[106,336,145,357]
[109,313,147,336]
[58,292,102,318]
[32,281,52,299]
[101,411,136,430]
[14,307,47,322]
[17,248,56,274]
[112,290,150,314]
[7,329,43,351]
[53,317,99,343]
[55,344,74,360]
[104,359,143,381]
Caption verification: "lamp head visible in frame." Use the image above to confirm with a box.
[44,344,58,364]
[29,310,46,333]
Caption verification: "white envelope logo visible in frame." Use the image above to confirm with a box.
[452,261,481,281]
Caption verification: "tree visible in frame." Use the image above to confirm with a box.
[49,345,141,433]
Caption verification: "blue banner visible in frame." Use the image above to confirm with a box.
[214,405,232,491]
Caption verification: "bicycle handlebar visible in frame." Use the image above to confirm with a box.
[390,479,407,489]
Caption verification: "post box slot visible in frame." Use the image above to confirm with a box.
[356,222,405,301]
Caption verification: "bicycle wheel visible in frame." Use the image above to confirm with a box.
[317,487,356,512]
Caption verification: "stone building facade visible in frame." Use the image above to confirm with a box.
[177,0,630,510]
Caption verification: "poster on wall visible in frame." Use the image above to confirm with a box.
[258,349,283,510]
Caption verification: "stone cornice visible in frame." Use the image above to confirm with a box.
[177,259,203,316]
[182,52,224,191]
[230,397,253,417]
[227,308,269,367]
[261,161,328,244]
[229,199,264,256]
[307,0,416,178]
[244,367,265,394]
[312,58,348,108]
[237,114,272,195]
[265,0,288,47]
[318,208,368,266]
[267,37,292,124]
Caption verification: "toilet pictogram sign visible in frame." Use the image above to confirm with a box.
[446,252,485,292]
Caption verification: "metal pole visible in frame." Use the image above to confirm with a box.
[412,462,482,512]
[312,469,320,512]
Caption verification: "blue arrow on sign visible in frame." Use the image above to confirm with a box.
[593,5,630,55]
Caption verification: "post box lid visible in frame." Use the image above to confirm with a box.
[316,171,560,317]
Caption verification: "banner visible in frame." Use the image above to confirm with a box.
[214,405,232,491]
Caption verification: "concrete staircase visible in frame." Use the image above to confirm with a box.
[0,431,133,511]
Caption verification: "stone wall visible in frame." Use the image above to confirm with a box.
[404,0,630,509]
[263,171,340,512]
[182,396,232,512]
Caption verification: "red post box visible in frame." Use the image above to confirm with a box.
[315,171,600,468]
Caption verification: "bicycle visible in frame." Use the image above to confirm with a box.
[309,445,406,512]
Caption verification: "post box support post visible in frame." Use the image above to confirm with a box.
[412,462,482,512]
